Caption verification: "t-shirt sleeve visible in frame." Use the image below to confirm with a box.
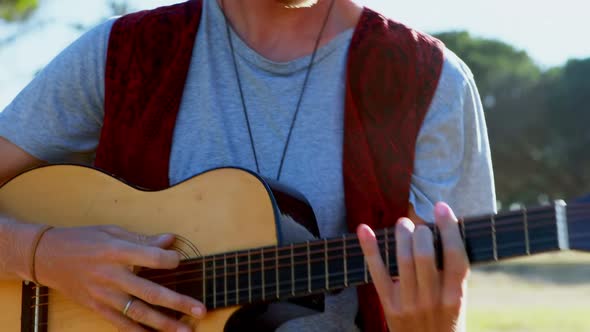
[0,18,116,164]
[409,48,497,223]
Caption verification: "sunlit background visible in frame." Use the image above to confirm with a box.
[2,0,590,108]
[1,1,590,331]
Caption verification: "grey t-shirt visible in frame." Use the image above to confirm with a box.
[0,0,496,330]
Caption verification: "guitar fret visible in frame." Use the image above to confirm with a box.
[324,238,329,290]
[491,214,498,261]
[202,258,206,307]
[213,256,217,308]
[555,200,569,250]
[364,255,368,283]
[275,248,280,298]
[235,251,239,305]
[342,235,348,287]
[223,253,227,307]
[248,250,252,303]
[523,207,530,255]
[290,244,295,296]
[261,249,265,301]
[307,241,311,293]
[384,229,390,273]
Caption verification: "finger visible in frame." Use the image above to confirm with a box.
[413,225,439,300]
[113,240,181,269]
[92,301,149,332]
[147,233,177,249]
[116,296,193,332]
[357,224,397,310]
[395,218,417,308]
[103,226,177,248]
[435,203,469,306]
[117,273,206,320]
[413,225,440,329]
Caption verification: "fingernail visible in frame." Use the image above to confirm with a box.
[159,234,174,240]
[396,218,415,231]
[149,234,166,242]
[435,202,450,217]
[177,327,191,332]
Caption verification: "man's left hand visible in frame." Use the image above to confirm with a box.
[357,202,468,332]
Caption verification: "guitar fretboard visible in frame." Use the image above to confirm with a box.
[139,201,571,309]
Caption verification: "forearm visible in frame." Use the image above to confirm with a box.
[0,215,43,281]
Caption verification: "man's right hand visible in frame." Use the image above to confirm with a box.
[1,138,205,331]
[35,225,206,332]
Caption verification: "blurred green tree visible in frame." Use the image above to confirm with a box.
[0,0,38,21]
[436,31,590,206]
[435,31,541,107]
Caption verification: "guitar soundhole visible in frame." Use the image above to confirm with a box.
[172,235,201,259]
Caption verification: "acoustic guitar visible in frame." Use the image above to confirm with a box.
[0,165,588,331]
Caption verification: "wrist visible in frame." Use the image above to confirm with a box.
[29,225,54,284]
[0,219,50,281]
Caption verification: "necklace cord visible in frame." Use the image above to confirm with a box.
[221,0,337,180]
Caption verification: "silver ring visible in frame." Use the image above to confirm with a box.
[122,298,135,316]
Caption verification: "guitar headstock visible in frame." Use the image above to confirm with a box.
[568,195,590,252]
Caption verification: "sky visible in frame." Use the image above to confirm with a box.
[1,0,589,109]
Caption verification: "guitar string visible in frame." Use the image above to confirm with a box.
[459,202,590,231]
[33,217,572,302]
[159,201,588,269]
[32,203,574,309]
[164,232,578,302]
[31,232,590,311]
[31,222,588,308]
[139,208,558,276]
[136,212,567,280]
[29,203,589,307]
[140,204,579,280]
[136,230,575,287]
[140,224,560,284]
[31,214,577,304]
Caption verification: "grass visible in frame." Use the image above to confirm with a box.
[467,252,590,331]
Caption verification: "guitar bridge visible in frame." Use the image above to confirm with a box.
[21,281,49,332]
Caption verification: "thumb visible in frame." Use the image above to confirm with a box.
[104,226,176,248]
[146,233,177,248]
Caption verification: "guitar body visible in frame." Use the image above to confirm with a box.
[0,165,305,331]
[3,166,587,331]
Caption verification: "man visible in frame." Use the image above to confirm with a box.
[0,0,496,331]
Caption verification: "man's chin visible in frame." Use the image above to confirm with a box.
[276,0,321,8]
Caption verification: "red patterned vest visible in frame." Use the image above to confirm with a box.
[94,1,444,331]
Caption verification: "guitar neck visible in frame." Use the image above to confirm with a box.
[139,201,571,310]
[462,200,568,263]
